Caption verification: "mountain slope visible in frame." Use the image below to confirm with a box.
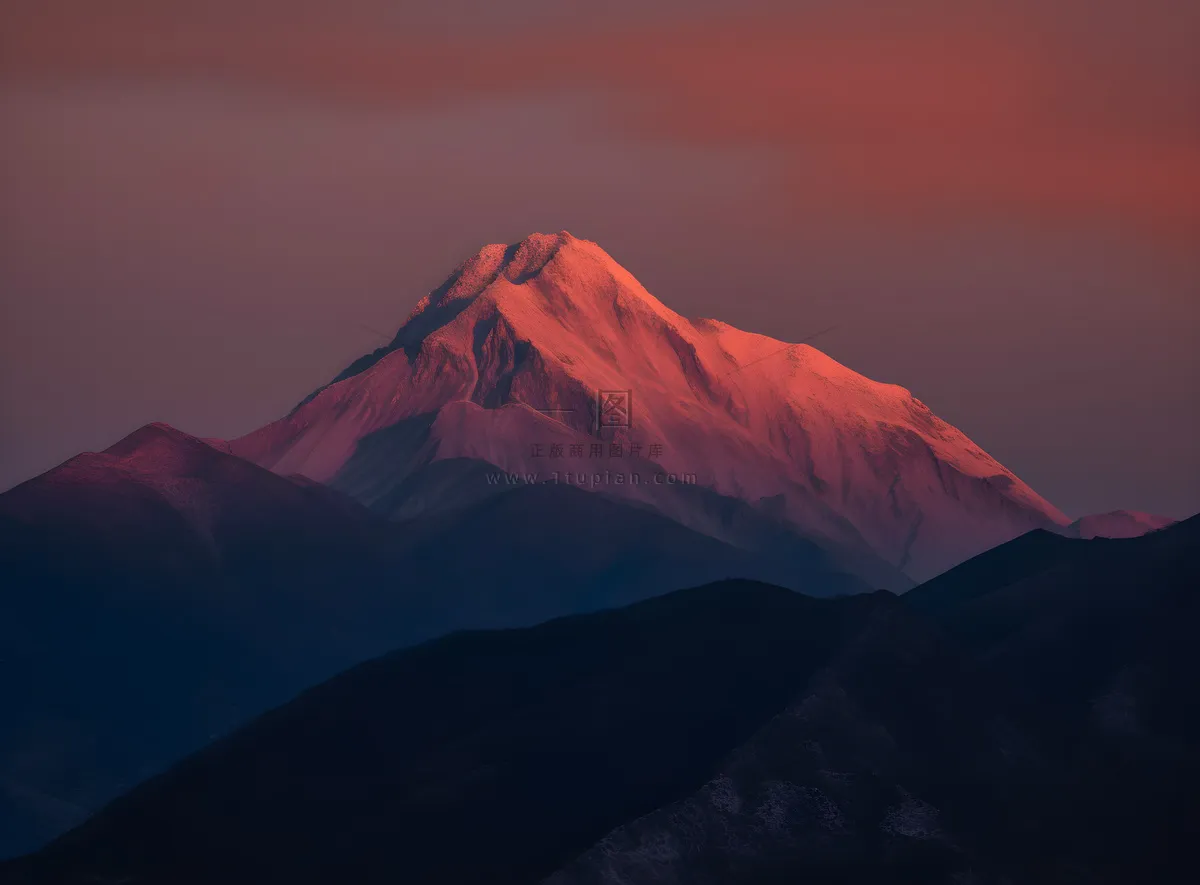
[0,585,922,885]
[231,231,1067,580]
[0,426,859,859]
[909,515,1200,731]
[901,527,1080,614]
[902,515,1200,883]
[549,517,1200,885]
[546,602,1037,885]
[7,519,1195,884]
[0,424,417,858]
[1062,509,1176,539]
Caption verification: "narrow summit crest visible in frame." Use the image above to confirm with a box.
[502,231,574,284]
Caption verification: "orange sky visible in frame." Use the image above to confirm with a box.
[6,0,1198,241]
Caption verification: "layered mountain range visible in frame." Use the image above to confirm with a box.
[8,516,1196,885]
[0,231,1182,865]
[2,421,862,859]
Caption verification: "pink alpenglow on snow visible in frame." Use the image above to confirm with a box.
[231,231,1069,580]
[1066,510,1177,540]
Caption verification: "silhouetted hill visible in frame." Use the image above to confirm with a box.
[2,583,898,885]
[547,591,1042,885]
[550,517,1200,885]
[0,427,860,858]
[0,425,406,857]
[8,517,1196,884]
[910,515,1200,713]
[902,527,1078,613]
[5,448,1194,884]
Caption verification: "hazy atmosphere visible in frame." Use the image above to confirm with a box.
[2,0,1197,518]
[3,3,1200,877]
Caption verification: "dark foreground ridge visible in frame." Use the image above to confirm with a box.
[4,582,894,885]
[5,514,1198,885]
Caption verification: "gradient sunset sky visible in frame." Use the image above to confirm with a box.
[1,0,1197,518]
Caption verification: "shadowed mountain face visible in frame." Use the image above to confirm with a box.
[0,585,932,885]
[908,515,1200,748]
[547,602,1032,885]
[231,231,1068,581]
[0,424,404,855]
[0,426,863,859]
[551,516,1200,885]
[7,516,1197,884]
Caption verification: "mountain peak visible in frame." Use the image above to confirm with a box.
[234,232,1069,580]
[422,230,585,309]
[390,230,682,357]
[503,230,575,283]
[103,423,232,463]
[106,421,196,454]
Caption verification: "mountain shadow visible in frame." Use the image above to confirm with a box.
[0,426,863,859]
[6,517,1196,884]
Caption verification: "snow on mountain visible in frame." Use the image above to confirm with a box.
[1064,510,1177,540]
[231,231,1069,580]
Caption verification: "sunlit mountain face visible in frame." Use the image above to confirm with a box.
[232,231,1068,583]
